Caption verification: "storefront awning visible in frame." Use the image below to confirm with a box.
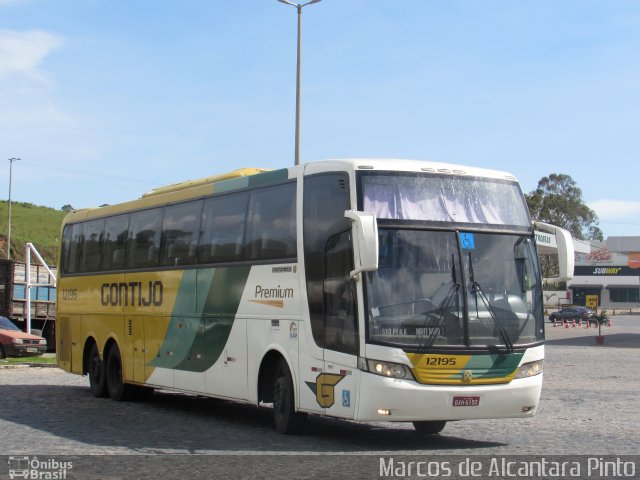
[569,276,639,289]
[602,276,639,288]
[568,276,604,288]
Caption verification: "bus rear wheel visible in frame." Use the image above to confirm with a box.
[413,420,446,435]
[88,343,107,398]
[272,359,307,434]
[105,344,134,401]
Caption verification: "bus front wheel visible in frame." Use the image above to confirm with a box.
[105,344,134,401]
[88,343,107,398]
[413,420,446,435]
[272,359,307,434]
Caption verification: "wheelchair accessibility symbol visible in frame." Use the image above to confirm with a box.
[342,389,351,408]
[460,232,476,250]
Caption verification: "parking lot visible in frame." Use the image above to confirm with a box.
[1,315,639,478]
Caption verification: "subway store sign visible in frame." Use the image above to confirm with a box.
[574,266,639,276]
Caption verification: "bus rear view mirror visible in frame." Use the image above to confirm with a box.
[533,221,574,282]
[345,210,379,278]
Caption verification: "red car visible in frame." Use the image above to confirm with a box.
[0,316,47,358]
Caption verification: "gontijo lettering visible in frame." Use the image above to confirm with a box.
[101,281,163,306]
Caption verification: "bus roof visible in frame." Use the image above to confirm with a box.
[62,158,520,225]
[141,167,270,198]
[304,158,519,182]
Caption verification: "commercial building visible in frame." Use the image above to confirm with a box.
[568,237,640,309]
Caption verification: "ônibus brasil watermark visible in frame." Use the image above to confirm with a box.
[7,456,73,480]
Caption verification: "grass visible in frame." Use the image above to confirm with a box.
[0,354,57,365]
[0,200,67,264]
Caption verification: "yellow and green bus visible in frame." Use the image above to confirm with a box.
[56,159,573,434]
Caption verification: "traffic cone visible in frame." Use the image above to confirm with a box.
[578,318,582,327]
[607,318,612,327]
[565,320,569,329]
[586,319,590,328]
[553,319,557,327]
[571,319,576,328]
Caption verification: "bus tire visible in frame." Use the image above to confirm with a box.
[105,344,134,401]
[88,343,108,398]
[272,359,307,434]
[413,420,446,434]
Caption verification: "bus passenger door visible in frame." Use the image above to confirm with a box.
[321,231,359,419]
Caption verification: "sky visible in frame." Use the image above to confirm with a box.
[1,0,639,238]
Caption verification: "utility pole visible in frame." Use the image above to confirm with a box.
[277,0,322,166]
[7,157,20,260]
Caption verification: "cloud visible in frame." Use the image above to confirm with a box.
[588,199,640,236]
[0,29,64,82]
[588,199,640,221]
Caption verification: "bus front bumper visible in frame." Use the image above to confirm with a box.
[355,372,542,422]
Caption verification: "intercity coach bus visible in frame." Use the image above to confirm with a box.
[56,159,573,434]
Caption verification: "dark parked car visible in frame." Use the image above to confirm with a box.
[549,307,595,323]
[0,316,47,358]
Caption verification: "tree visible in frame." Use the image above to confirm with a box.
[61,204,75,212]
[527,174,602,285]
[526,173,603,241]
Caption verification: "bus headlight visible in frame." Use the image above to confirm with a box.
[360,358,413,380]
[515,360,543,379]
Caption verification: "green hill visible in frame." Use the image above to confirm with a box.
[0,201,67,264]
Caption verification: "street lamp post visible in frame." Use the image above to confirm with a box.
[277,0,322,166]
[7,157,20,260]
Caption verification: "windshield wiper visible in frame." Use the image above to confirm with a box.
[417,254,461,351]
[468,252,514,353]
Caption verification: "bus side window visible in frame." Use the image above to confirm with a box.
[303,173,351,349]
[79,219,105,273]
[102,214,130,271]
[67,223,84,274]
[199,191,249,264]
[60,225,73,275]
[245,183,296,261]
[160,200,202,267]
[323,231,358,354]
[127,209,163,269]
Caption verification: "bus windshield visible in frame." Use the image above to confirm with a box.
[361,173,530,228]
[365,230,543,350]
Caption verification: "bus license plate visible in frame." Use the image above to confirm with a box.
[26,347,38,353]
[452,396,480,407]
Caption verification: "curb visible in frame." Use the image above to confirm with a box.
[0,363,58,369]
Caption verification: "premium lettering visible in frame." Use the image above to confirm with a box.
[101,281,163,307]
[255,284,294,299]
